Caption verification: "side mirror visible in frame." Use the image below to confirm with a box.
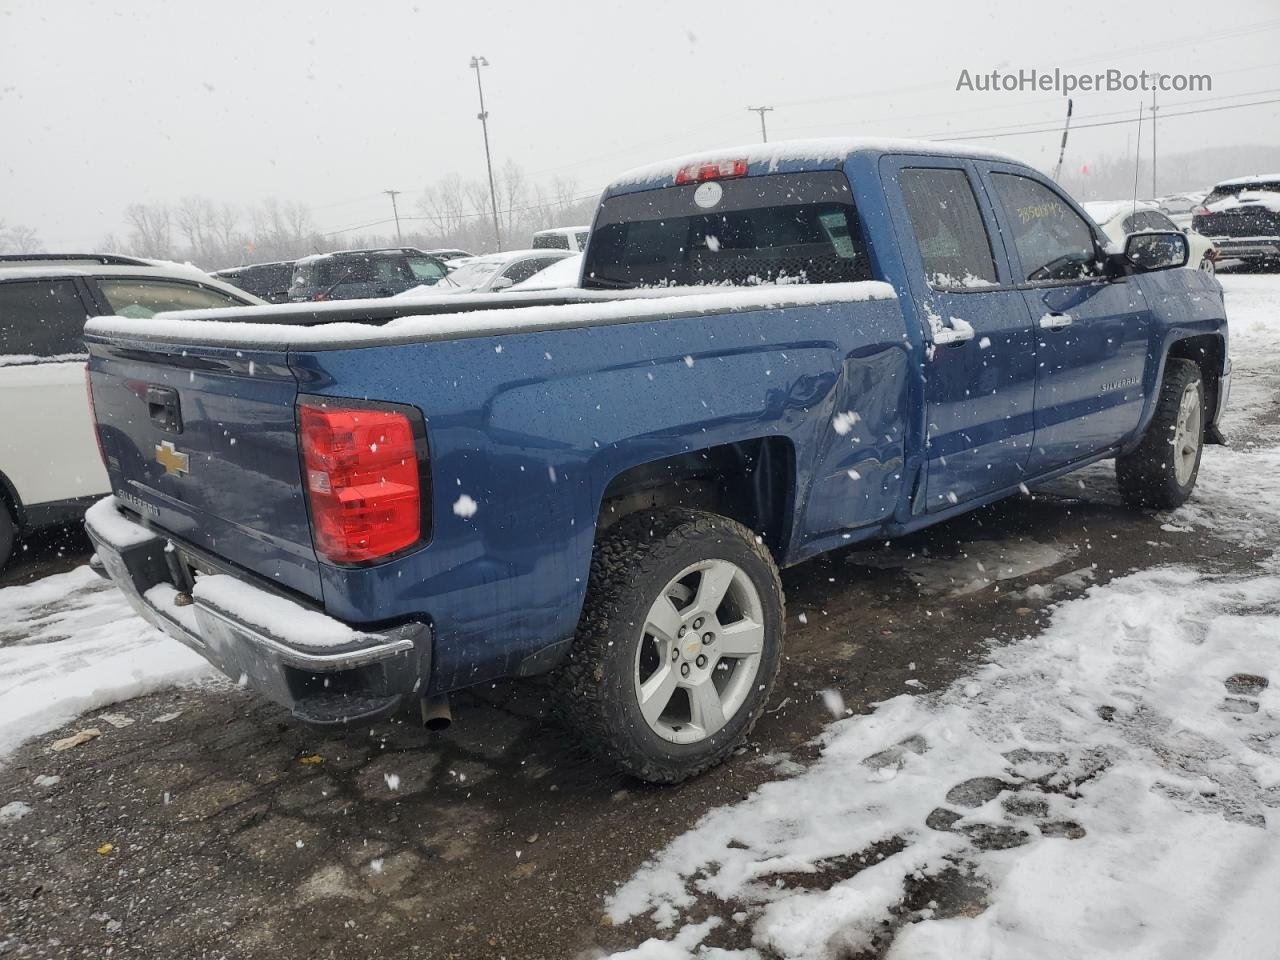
[491,276,514,291]
[1124,231,1189,272]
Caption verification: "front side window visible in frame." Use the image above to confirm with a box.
[898,168,999,289]
[0,279,89,358]
[583,171,872,289]
[97,278,247,318]
[992,174,1100,283]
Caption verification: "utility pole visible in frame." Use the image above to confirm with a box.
[747,105,774,143]
[383,189,403,244]
[1150,81,1159,199]
[470,55,502,252]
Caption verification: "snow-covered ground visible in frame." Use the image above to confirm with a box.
[0,566,212,761]
[609,274,1280,959]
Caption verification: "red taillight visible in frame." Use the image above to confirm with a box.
[674,158,749,185]
[298,399,427,564]
[1194,206,1211,217]
[84,364,107,465]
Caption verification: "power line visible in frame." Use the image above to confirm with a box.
[931,95,1280,143]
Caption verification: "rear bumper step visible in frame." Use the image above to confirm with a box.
[84,496,430,728]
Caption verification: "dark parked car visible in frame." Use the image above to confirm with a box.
[288,248,450,302]
[1192,174,1280,268]
[211,261,295,303]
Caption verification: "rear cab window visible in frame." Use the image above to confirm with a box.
[533,233,570,250]
[0,279,92,361]
[582,171,872,289]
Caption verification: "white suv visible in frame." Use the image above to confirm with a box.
[0,254,262,567]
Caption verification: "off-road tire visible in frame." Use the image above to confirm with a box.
[1116,359,1204,509]
[0,502,15,571]
[555,508,784,783]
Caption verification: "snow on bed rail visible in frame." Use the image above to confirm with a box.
[82,280,897,350]
[609,137,1025,187]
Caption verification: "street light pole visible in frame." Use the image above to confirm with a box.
[470,55,502,252]
[383,189,403,244]
[747,105,774,143]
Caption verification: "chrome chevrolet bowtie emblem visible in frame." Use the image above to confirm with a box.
[155,440,190,477]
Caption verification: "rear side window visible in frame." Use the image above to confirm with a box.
[502,257,558,284]
[0,279,89,358]
[991,174,1100,283]
[317,255,414,287]
[897,168,998,289]
[533,233,570,250]
[407,256,447,282]
[583,171,872,289]
[1130,211,1175,233]
[97,278,247,318]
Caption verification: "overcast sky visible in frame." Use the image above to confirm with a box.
[2,0,1278,249]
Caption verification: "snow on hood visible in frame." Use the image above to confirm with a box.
[510,254,583,291]
[609,137,1026,188]
[1081,199,1158,226]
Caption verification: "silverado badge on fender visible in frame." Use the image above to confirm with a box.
[155,440,190,477]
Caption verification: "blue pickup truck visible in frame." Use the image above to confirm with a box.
[83,139,1229,782]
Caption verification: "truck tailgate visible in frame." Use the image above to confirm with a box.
[86,341,322,600]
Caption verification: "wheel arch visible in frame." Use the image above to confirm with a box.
[596,435,797,563]
[1167,334,1226,442]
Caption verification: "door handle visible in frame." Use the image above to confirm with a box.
[1039,313,1073,331]
[930,316,976,347]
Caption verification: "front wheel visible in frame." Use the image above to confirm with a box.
[1116,359,1204,509]
[556,508,784,783]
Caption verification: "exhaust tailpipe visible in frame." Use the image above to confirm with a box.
[420,695,452,731]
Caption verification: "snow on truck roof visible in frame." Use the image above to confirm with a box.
[84,280,897,351]
[609,137,1026,189]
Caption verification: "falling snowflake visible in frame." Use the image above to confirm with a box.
[453,494,478,518]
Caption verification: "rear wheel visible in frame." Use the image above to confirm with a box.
[1199,256,1216,274]
[1116,359,1204,509]
[0,502,15,571]
[556,508,784,783]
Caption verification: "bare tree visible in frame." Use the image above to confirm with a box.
[0,221,41,253]
[125,203,174,258]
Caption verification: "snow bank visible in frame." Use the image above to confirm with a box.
[606,561,1280,959]
[83,281,897,350]
[0,567,213,762]
[609,137,1025,188]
